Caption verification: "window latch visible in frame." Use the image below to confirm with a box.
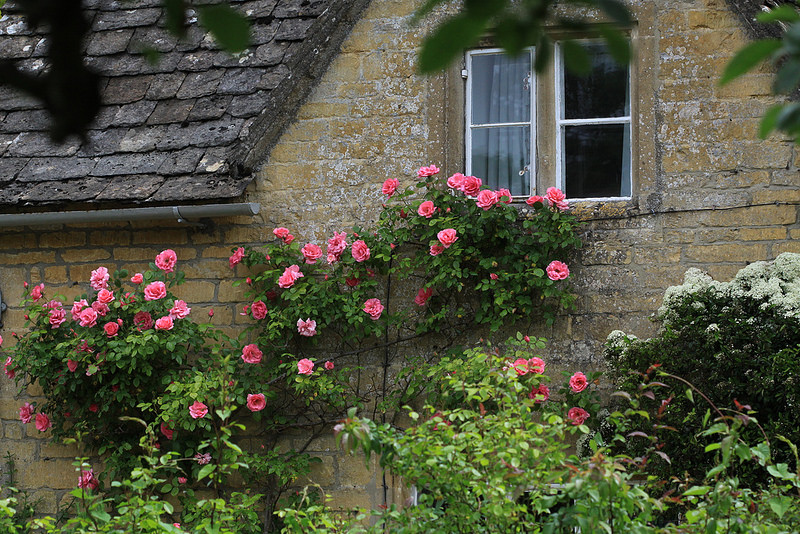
[461,69,468,79]
[519,165,530,176]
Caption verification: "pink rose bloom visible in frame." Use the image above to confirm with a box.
[429,244,444,256]
[567,407,590,426]
[155,316,174,331]
[351,240,371,262]
[71,299,88,321]
[528,357,545,374]
[90,267,110,291]
[131,272,144,284]
[461,175,482,196]
[189,401,208,419]
[78,469,99,490]
[169,300,191,319]
[446,172,466,190]
[35,413,51,432]
[229,247,245,269]
[104,322,119,337]
[324,361,334,370]
[415,287,433,306]
[155,249,177,273]
[526,195,545,207]
[241,344,263,364]
[302,243,323,264]
[529,384,550,403]
[273,227,290,240]
[79,308,98,328]
[417,164,440,177]
[247,393,266,412]
[49,307,67,329]
[88,403,99,413]
[546,261,570,281]
[278,265,304,289]
[67,359,78,373]
[363,298,384,320]
[417,200,436,218]
[19,402,34,424]
[144,281,167,301]
[382,178,399,197]
[134,311,154,331]
[297,318,317,337]
[97,289,115,305]
[437,229,458,248]
[326,232,348,263]
[512,358,529,375]
[161,422,174,440]
[30,283,44,301]
[3,356,14,379]
[195,452,212,465]
[251,300,267,320]
[476,189,498,210]
[546,187,569,211]
[177,477,187,484]
[497,188,513,203]
[91,301,110,317]
[489,273,499,280]
[569,372,588,393]
[297,358,314,375]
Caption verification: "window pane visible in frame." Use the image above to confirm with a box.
[563,124,629,198]
[471,126,530,196]
[563,43,628,120]
[471,52,531,125]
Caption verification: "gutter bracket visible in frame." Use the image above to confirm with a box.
[173,207,205,227]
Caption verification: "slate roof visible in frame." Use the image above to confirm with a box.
[0,0,371,209]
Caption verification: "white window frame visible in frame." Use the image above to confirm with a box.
[464,48,536,199]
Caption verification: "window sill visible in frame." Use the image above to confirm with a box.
[515,197,639,222]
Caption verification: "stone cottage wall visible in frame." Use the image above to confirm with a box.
[0,0,798,514]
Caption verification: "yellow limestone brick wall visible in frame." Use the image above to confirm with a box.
[0,0,798,515]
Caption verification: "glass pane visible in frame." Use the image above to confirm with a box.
[471,126,530,196]
[563,42,628,120]
[563,124,629,198]
[471,52,531,125]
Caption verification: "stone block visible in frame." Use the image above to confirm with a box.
[61,249,112,263]
[683,243,768,264]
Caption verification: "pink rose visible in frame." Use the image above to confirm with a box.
[88,403,99,413]
[569,372,588,393]
[489,273,499,280]
[90,267,109,291]
[155,316,174,331]
[417,200,436,218]
[251,300,267,320]
[49,307,67,329]
[497,188,513,203]
[241,344,263,364]
[446,172,466,190]
[567,407,590,426]
[35,413,51,432]
[155,249,177,273]
[302,243,323,264]
[382,178,399,197]
[67,359,78,373]
[131,273,144,284]
[512,358,529,375]
[134,311,154,331]
[278,265,304,289]
[104,322,119,337]
[297,318,317,337]
[345,277,360,287]
[297,358,314,375]
[144,281,167,301]
[461,175,482,196]
[529,384,550,403]
[324,361,334,370]
[3,356,14,379]
[79,308,98,328]
[429,244,444,256]
[91,301,110,317]
[363,298,384,320]
[437,229,458,248]
[160,422,174,440]
[78,469,99,490]
[415,287,433,306]
[526,195,545,207]
[195,452,212,465]
[229,247,245,269]
[351,240,371,262]
[30,283,44,301]
[177,477,187,484]
[97,289,115,305]
[476,189,498,210]
[528,357,545,374]
[189,401,208,419]
[273,227,290,239]
[19,402,34,424]
[417,164,440,177]
[169,300,191,319]
[326,232,348,263]
[546,261,570,281]
[247,393,266,412]
[71,299,88,321]
[546,187,569,211]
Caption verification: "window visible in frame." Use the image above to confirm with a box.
[465,40,632,200]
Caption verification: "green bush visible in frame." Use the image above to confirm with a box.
[606,253,800,486]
